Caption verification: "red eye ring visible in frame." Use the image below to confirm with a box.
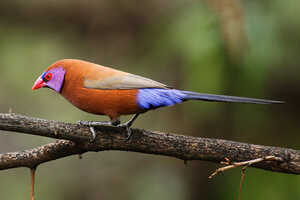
[44,73,53,81]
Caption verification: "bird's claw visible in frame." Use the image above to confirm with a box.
[89,126,96,141]
[78,120,111,127]
[118,124,132,140]
[78,120,91,126]
[77,120,97,142]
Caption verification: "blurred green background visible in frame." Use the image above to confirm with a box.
[0,0,299,199]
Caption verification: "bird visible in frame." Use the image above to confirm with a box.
[32,59,283,140]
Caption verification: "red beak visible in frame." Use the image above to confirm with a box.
[32,77,46,90]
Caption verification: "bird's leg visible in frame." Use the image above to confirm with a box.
[117,114,140,140]
[121,114,140,127]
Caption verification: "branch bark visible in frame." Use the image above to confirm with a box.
[0,113,299,174]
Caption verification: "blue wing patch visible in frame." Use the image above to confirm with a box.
[137,89,187,110]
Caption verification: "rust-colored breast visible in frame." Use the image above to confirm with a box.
[49,59,141,120]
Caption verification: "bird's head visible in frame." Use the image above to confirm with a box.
[32,66,66,93]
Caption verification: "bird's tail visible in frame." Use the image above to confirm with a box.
[137,89,283,110]
[182,91,283,104]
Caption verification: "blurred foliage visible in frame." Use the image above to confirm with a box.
[0,0,299,200]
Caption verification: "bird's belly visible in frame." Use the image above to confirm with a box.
[61,88,141,119]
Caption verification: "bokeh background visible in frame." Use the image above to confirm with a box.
[0,0,299,199]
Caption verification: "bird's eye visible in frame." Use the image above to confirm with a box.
[43,73,53,82]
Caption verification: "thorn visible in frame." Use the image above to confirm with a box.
[30,166,37,200]
[209,155,280,179]
[238,167,247,200]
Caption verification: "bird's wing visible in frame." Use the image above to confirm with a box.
[83,72,169,90]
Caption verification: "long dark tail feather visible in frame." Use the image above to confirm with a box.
[182,91,284,104]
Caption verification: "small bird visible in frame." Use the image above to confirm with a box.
[32,59,283,139]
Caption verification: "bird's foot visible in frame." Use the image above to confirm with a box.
[117,123,132,140]
[78,114,139,141]
[78,120,112,126]
[117,114,139,140]
[77,120,112,142]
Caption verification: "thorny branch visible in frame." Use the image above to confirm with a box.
[208,156,282,179]
[0,113,299,175]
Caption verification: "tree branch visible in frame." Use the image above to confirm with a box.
[0,113,299,174]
